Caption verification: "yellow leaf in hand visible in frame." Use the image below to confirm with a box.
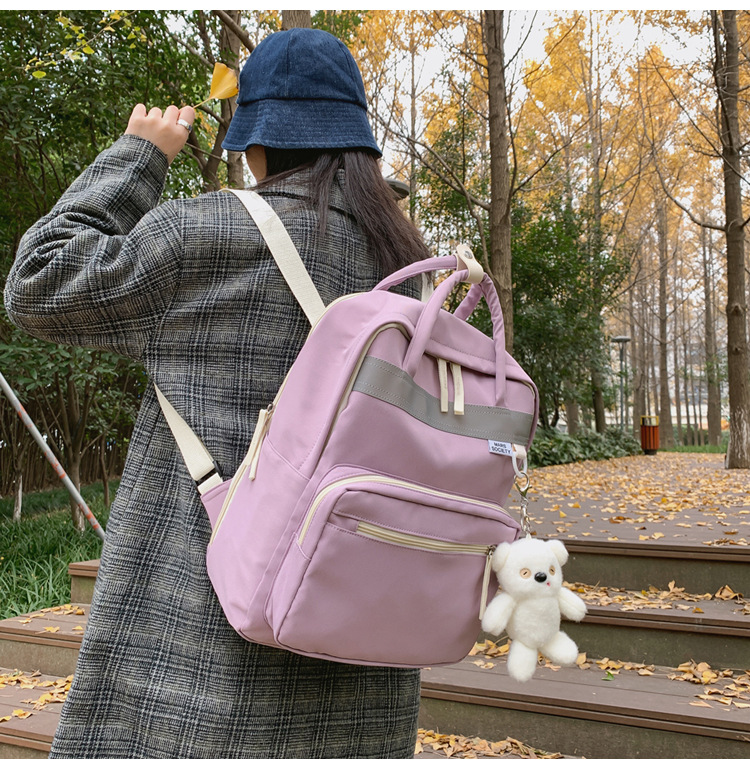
[194,63,238,108]
[209,63,239,100]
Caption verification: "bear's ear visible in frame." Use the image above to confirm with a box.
[491,542,512,572]
[547,539,569,566]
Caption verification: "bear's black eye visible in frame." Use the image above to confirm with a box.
[520,568,531,579]
[550,565,556,575]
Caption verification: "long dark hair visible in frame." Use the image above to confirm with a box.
[255,148,431,277]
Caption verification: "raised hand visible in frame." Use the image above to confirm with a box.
[125,104,196,164]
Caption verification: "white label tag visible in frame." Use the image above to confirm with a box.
[488,440,513,456]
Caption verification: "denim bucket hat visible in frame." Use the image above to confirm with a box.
[222,28,381,157]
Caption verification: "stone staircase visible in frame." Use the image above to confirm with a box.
[1,544,749,759]
[3,451,750,759]
[420,539,750,759]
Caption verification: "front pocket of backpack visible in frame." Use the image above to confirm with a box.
[273,475,518,667]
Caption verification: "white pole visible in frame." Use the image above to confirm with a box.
[0,371,105,541]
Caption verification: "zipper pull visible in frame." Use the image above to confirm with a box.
[437,358,449,413]
[248,403,274,481]
[450,363,465,415]
[479,545,496,621]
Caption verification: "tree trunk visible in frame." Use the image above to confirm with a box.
[282,10,312,29]
[673,282,682,444]
[714,10,750,467]
[99,443,111,509]
[683,324,693,444]
[40,369,94,530]
[591,371,606,433]
[657,203,675,448]
[689,356,700,445]
[585,16,606,434]
[67,455,85,533]
[565,384,580,436]
[703,226,722,446]
[591,366,607,433]
[483,10,513,351]
[632,274,646,440]
[649,326,658,417]
[13,470,22,522]
[220,11,244,189]
[700,375,706,443]
[409,28,417,222]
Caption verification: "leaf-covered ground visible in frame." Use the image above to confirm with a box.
[415,728,562,759]
[469,640,750,713]
[570,580,750,614]
[0,670,72,723]
[521,452,750,546]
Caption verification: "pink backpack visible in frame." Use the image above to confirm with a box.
[157,190,539,668]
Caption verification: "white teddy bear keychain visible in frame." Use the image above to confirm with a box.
[481,446,587,682]
[481,536,587,682]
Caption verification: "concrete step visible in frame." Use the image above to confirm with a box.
[0,605,88,678]
[561,585,750,670]
[0,666,570,760]
[69,560,98,604]
[561,537,750,595]
[7,584,748,678]
[419,651,750,759]
[0,669,70,759]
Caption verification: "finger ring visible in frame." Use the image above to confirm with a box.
[176,119,193,133]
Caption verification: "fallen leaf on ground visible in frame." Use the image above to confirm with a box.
[416,729,562,759]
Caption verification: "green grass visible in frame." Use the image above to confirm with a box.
[661,431,728,454]
[0,482,114,620]
[665,444,727,454]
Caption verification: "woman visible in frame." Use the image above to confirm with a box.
[5,28,430,758]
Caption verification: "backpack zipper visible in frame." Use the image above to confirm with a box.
[324,322,410,443]
[297,474,501,622]
[356,520,490,555]
[297,473,507,546]
[208,319,404,546]
[355,521,496,621]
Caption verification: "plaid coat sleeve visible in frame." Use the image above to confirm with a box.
[4,135,180,359]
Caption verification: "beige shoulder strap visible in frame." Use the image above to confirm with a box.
[154,384,223,495]
[156,189,327,492]
[227,188,325,326]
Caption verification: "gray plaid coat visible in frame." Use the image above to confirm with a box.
[4,135,421,758]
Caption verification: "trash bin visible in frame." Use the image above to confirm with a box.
[640,415,659,455]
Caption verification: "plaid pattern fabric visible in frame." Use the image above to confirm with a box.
[5,136,421,758]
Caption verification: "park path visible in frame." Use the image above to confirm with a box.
[522,451,750,549]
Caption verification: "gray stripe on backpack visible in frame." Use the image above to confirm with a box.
[352,356,534,445]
